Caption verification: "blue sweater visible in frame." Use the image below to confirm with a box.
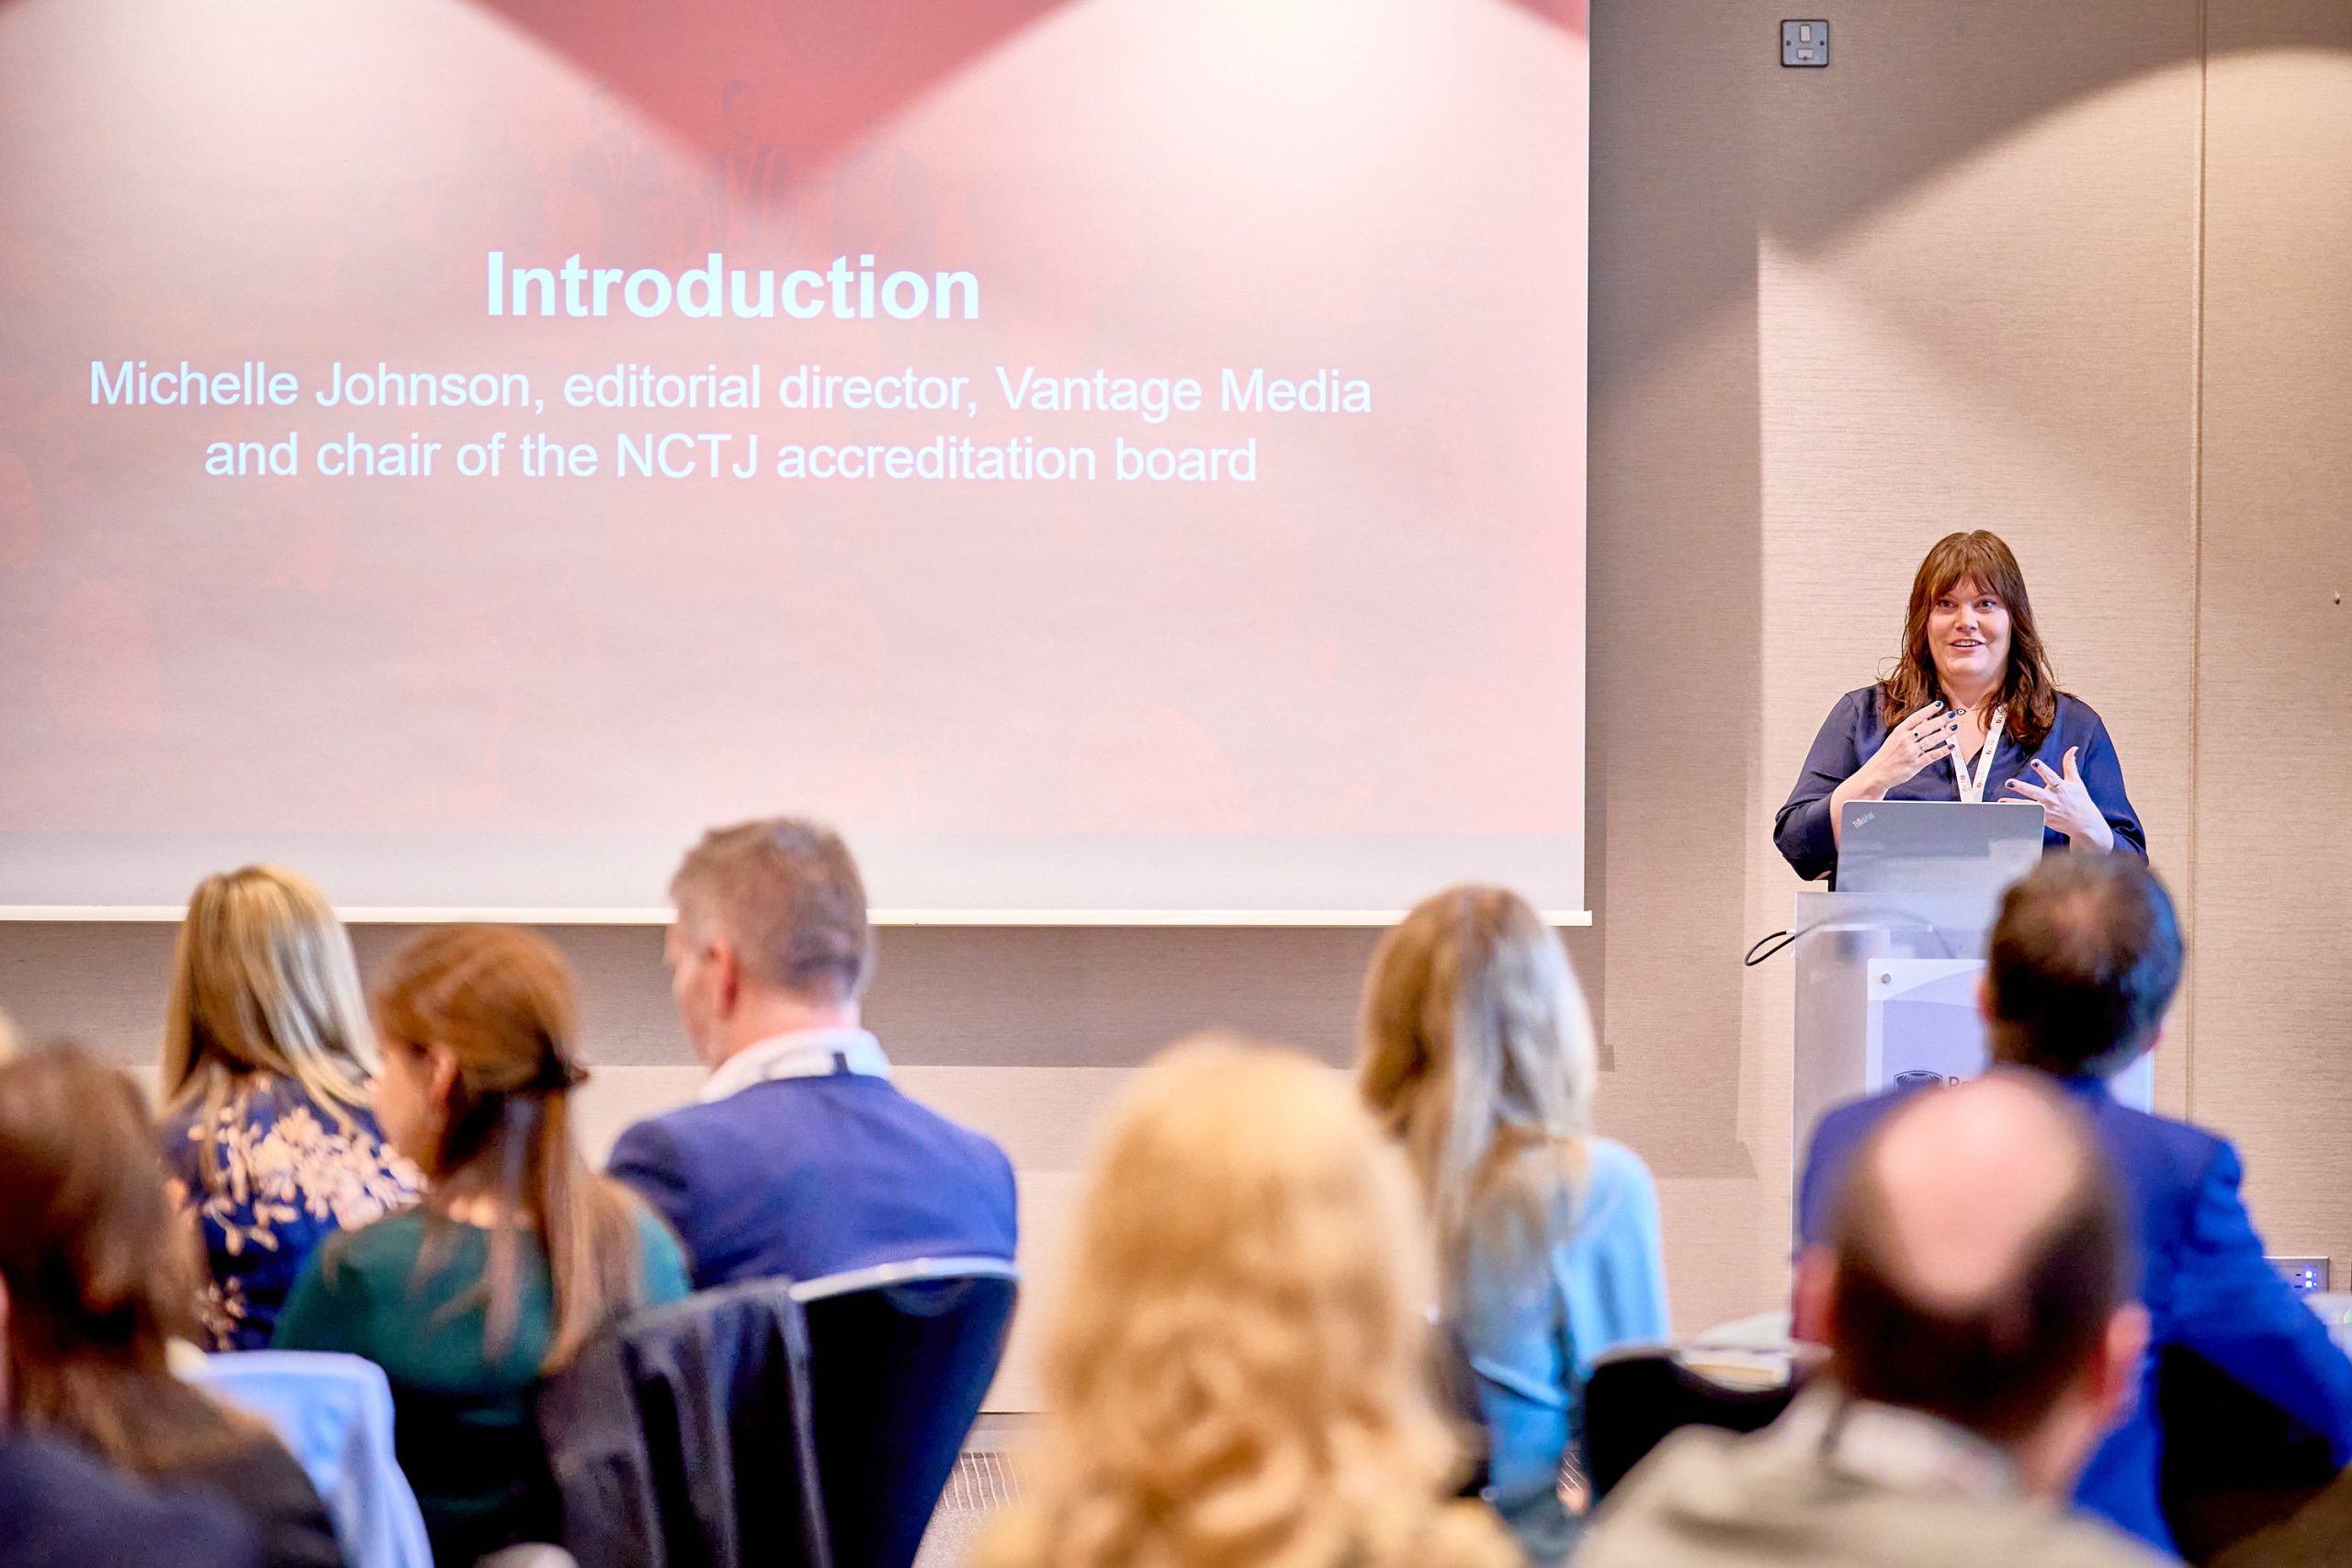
[1455,1137,1670,1566]
[0,1433,256,1568]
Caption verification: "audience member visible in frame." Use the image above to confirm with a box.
[971,1037,1516,1568]
[0,1045,341,1568]
[0,1358,258,1568]
[1796,855,2352,1552]
[273,926,688,1565]
[606,818,1016,1289]
[1357,886,1668,1564]
[158,867,420,1349]
[1584,1072,2162,1568]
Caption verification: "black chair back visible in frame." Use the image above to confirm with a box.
[1582,1344,1810,1503]
[539,1279,832,1568]
[1430,1317,1492,1499]
[797,1264,1019,1568]
[2159,1347,2346,1564]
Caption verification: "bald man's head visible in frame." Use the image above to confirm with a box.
[1824,1072,2130,1442]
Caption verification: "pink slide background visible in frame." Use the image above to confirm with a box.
[0,0,1589,913]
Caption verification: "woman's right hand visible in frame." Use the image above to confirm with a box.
[1853,700,1959,798]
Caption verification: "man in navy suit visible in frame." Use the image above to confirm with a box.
[1796,854,2352,1555]
[608,818,1017,1291]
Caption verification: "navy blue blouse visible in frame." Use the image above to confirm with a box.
[161,1072,421,1350]
[1775,686,2147,882]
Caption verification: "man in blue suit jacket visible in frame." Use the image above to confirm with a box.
[608,818,1017,1291]
[1796,854,2352,1556]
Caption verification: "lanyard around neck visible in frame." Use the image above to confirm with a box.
[1951,704,2005,803]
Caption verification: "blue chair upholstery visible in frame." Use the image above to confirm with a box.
[793,1259,1018,1568]
[187,1348,432,1568]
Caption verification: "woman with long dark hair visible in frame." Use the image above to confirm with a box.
[1775,530,2146,881]
[0,1044,342,1568]
[274,926,688,1565]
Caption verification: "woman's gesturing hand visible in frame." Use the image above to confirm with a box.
[2006,748,2115,851]
[1856,700,1959,797]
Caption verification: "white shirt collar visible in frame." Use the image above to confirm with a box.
[698,1027,892,1104]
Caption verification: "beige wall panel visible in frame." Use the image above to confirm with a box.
[1748,13,2202,1229]
[1583,0,1763,1191]
[0,922,1388,1071]
[2192,8,2352,1271]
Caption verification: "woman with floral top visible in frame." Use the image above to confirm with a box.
[158,865,420,1349]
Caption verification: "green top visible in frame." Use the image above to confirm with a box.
[274,1201,690,1562]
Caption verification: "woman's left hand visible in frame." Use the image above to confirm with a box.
[2005,748,2116,852]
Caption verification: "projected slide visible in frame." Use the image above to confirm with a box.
[0,0,1589,916]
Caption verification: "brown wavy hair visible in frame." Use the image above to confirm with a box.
[1878,531,2059,749]
[371,926,655,1372]
[0,1044,268,1476]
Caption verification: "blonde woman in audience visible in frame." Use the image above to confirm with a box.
[159,866,420,1349]
[1359,886,1668,1566]
[971,1037,1517,1568]
[275,925,688,1565]
[0,1043,343,1567]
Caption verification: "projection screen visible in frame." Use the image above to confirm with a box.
[0,0,1589,919]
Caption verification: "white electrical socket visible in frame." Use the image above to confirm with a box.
[1781,19,1830,68]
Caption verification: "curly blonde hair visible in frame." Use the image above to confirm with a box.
[973,1037,1519,1568]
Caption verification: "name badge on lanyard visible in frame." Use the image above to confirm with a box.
[1952,704,2006,804]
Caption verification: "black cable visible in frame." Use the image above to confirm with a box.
[1744,930,1796,967]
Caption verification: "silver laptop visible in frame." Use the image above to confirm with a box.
[1835,799,2047,901]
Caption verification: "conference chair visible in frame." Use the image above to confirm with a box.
[792,1258,1021,1568]
[538,1279,832,1568]
[1581,1341,1815,1503]
[2207,1464,2352,1568]
[2159,1347,2347,1564]
[185,1348,433,1568]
